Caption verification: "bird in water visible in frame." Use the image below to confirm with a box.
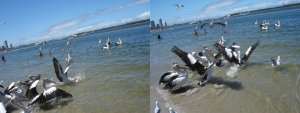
[271,56,280,67]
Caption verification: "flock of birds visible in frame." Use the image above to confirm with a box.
[154,16,283,113]
[0,57,79,113]
[99,37,123,50]
[256,20,281,31]
[1,34,124,113]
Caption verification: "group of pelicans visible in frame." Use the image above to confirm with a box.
[159,36,280,91]
[99,37,123,50]
[155,35,281,112]
[256,19,281,30]
[0,57,79,113]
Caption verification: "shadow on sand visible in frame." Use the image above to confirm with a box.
[209,77,243,90]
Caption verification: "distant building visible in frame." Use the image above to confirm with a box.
[9,43,12,49]
[159,18,163,29]
[165,22,167,27]
[4,40,8,50]
[156,24,160,28]
[150,20,156,29]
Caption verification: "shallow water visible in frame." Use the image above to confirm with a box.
[1,25,150,113]
[150,7,300,113]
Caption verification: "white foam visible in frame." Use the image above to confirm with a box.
[226,66,239,78]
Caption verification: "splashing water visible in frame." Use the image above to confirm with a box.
[226,66,239,78]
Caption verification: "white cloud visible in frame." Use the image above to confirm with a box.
[23,0,150,44]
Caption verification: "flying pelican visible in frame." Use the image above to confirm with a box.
[271,56,280,67]
[28,78,72,106]
[174,4,184,8]
[116,38,122,45]
[154,101,160,113]
[53,58,78,85]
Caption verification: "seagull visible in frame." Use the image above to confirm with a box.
[165,69,188,91]
[28,78,72,106]
[255,20,258,25]
[169,108,177,113]
[159,63,187,88]
[116,38,122,45]
[271,56,280,67]
[53,58,77,85]
[154,101,160,113]
[174,4,184,8]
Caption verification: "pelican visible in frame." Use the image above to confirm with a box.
[198,62,214,86]
[53,58,77,85]
[165,69,188,91]
[98,39,101,44]
[159,63,187,88]
[10,92,30,113]
[169,108,177,113]
[271,56,280,67]
[275,20,280,28]
[66,41,70,46]
[261,25,268,30]
[0,100,6,113]
[116,38,122,45]
[102,43,110,50]
[171,46,207,75]
[28,78,72,106]
[174,4,184,8]
[154,101,160,113]
[65,53,72,64]
[25,80,39,99]
[214,41,259,67]
[219,36,226,45]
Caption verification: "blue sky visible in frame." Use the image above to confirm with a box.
[151,0,300,25]
[0,0,149,45]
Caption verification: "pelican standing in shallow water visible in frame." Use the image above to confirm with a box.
[53,58,79,85]
[65,53,72,64]
[275,20,280,29]
[271,56,280,67]
[116,38,122,45]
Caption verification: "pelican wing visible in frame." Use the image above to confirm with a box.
[28,87,72,106]
[53,58,64,82]
[171,46,205,75]
[241,41,259,61]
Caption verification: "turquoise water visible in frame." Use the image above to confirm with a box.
[150,7,300,113]
[1,25,150,113]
